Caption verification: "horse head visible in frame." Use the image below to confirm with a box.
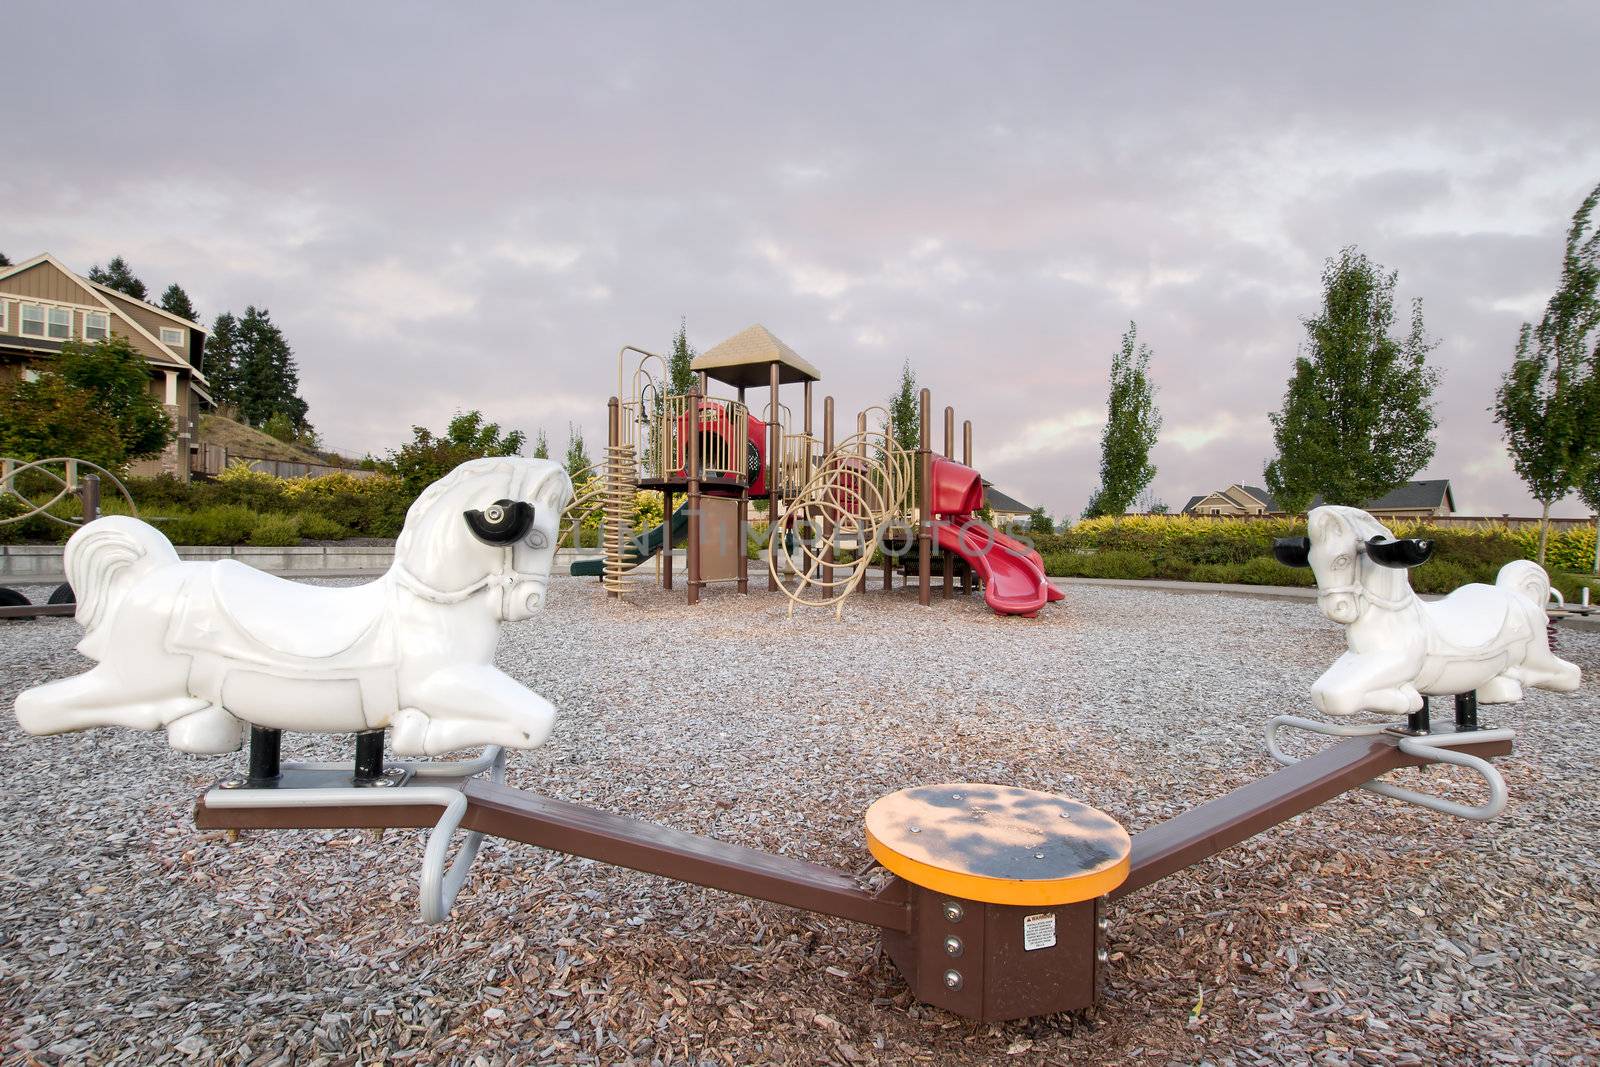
[1302,506,1406,625]
[393,457,574,621]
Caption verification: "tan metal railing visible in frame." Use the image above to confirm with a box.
[637,394,750,484]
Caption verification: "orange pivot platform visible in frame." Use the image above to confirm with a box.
[865,784,1130,906]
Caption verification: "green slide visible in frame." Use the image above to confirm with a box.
[569,504,691,577]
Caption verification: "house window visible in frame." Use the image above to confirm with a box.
[22,368,40,382]
[47,307,72,339]
[160,326,185,347]
[84,311,109,342]
[20,304,45,337]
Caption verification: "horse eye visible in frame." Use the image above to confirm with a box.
[1334,555,1350,568]
[526,528,549,549]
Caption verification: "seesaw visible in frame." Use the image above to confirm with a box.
[14,461,1580,1023]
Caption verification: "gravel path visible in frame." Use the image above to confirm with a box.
[2,577,1596,1065]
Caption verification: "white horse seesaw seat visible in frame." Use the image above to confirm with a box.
[1267,505,1581,820]
[14,457,574,756]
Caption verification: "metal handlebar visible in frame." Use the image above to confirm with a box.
[1265,715,1513,821]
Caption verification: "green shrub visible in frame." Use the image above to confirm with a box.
[1190,563,1245,584]
[1237,556,1317,587]
[158,504,261,546]
[297,513,349,540]
[248,513,303,547]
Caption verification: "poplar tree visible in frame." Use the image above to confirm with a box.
[532,429,550,459]
[886,359,920,454]
[667,319,696,395]
[1083,322,1162,518]
[1494,182,1600,564]
[1265,247,1439,513]
[564,423,593,489]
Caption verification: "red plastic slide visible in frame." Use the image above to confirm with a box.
[925,456,1060,615]
[934,517,1055,616]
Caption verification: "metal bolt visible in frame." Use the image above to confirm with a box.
[1097,916,1108,931]
[943,935,964,957]
[942,901,964,923]
[1034,852,1045,859]
[1059,811,1071,818]
[909,826,920,834]
[374,777,396,788]
[1096,948,1108,963]
[951,793,962,800]
[219,778,242,790]
[943,969,963,990]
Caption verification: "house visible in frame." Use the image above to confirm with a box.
[0,253,212,481]
[1181,480,1456,519]
[1181,484,1276,517]
[983,482,1037,528]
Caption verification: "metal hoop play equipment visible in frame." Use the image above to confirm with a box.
[1,457,138,618]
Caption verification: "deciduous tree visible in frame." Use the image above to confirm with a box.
[389,411,525,496]
[1084,323,1162,518]
[1494,182,1600,564]
[1265,247,1439,513]
[0,338,172,469]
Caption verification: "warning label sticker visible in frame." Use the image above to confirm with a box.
[1022,912,1056,951]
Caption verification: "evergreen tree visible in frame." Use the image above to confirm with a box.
[87,256,148,301]
[532,429,550,459]
[206,312,242,411]
[886,359,920,454]
[1265,247,1440,513]
[0,252,10,267]
[1494,182,1600,564]
[233,306,310,432]
[564,423,593,489]
[159,283,199,322]
[667,319,697,395]
[1027,507,1054,535]
[1083,322,1162,518]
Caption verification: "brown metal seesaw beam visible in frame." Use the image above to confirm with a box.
[193,730,1511,929]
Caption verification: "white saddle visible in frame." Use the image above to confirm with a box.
[1421,584,1514,652]
[169,561,393,666]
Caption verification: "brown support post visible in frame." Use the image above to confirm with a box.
[822,397,835,588]
[687,385,702,606]
[942,406,955,599]
[918,389,932,606]
[768,361,780,592]
[661,488,674,591]
[80,473,100,523]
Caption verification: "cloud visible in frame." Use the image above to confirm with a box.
[5,2,1597,519]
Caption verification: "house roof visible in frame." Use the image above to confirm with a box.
[1232,484,1277,510]
[982,482,1034,515]
[1311,479,1454,512]
[1181,495,1207,513]
[0,253,209,384]
[691,324,821,388]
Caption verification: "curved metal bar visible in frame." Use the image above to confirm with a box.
[1265,715,1513,821]
[1,456,137,528]
[206,745,510,922]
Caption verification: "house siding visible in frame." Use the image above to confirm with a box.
[0,262,102,305]
[98,290,195,369]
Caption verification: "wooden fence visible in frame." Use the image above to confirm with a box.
[191,445,377,481]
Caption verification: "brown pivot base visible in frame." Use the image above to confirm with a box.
[880,884,1105,1022]
[865,784,1130,1021]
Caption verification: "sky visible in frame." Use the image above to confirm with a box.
[6,2,1598,518]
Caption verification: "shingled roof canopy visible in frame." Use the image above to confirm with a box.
[691,324,821,388]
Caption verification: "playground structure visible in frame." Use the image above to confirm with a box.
[564,324,1061,617]
[12,475,1582,1023]
[0,456,133,618]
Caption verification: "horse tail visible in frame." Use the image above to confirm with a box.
[64,516,178,658]
[1496,559,1554,610]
